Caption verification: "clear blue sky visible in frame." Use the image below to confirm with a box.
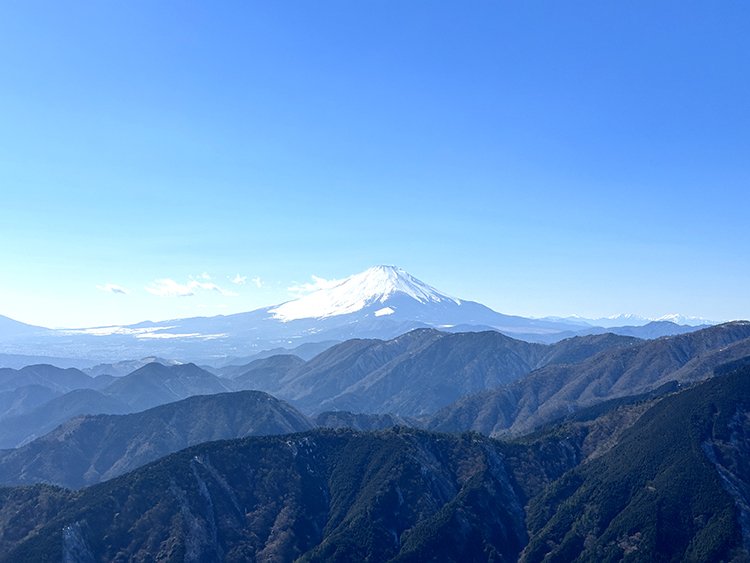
[1,1,748,328]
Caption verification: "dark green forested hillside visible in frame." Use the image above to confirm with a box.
[521,364,750,562]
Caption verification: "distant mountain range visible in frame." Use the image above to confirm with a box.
[1,323,740,489]
[541,312,715,327]
[0,266,717,363]
[2,322,748,452]
[0,329,639,447]
[0,363,233,448]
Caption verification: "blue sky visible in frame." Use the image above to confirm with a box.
[1,1,748,328]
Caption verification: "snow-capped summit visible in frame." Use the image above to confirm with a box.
[269,265,461,322]
[654,313,713,326]
[542,312,714,328]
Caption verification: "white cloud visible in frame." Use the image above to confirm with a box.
[146,277,238,297]
[230,273,262,288]
[97,283,129,295]
[146,278,195,297]
[288,275,340,295]
[190,279,239,297]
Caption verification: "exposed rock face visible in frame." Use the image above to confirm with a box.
[702,406,750,552]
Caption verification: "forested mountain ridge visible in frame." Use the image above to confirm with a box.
[429,321,750,436]
[1,361,748,561]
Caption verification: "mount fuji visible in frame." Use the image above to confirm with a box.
[264,265,551,331]
[268,265,463,322]
[0,266,711,363]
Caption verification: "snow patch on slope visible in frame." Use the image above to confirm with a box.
[270,265,460,322]
[374,307,395,317]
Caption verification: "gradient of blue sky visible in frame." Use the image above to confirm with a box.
[1,1,748,328]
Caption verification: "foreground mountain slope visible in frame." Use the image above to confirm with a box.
[1,364,748,561]
[521,363,750,562]
[0,391,313,489]
[430,322,750,436]
[0,429,527,562]
[0,484,74,556]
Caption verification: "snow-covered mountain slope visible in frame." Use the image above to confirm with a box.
[259,265,576,335]
[0,315,50,339]
[540,313,715,328]
[653,313,714,326]
[269,265,460,321]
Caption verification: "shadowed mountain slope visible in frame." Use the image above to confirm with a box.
[0,365,96,394]
[0,385,61,420]
[0,363,231,448]
[229,355,306,391]
[102,362,231,412]
[0,391,313,489]
[0,390,130,449]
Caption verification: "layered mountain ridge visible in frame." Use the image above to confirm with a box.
[2,323,748,451]
[1,364,749,561]
[0,320,749,561]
